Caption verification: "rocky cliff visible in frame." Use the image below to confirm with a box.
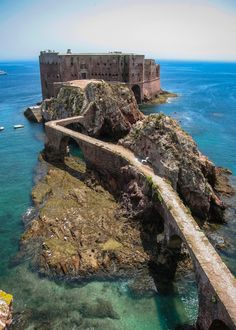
[42,81,144,140]
[119,114,233,222]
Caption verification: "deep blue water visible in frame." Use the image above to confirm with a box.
[0,60,235,329]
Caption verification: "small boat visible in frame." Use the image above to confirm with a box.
[0,70,7,75]
[14,124,24,129]
[0,127,4,131]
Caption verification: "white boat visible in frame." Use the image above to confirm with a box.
[0,70,7,75]
[14,124,24,129]
[0,127,4,131]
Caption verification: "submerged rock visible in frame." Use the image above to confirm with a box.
[120,114,232,223]
[0,290,13,330]
[143,89,178,105]
[79,298,120,319]
[41,80,144,140]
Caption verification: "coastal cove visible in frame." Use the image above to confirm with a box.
[0,60,236,329]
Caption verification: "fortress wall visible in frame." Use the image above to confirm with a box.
[143,78,161,99]
[40,51,161,100]
[58,54,129,83]
[40,63,61,99]
[39,52,61,99]
[127,55,144,84]
[144,59,158,80]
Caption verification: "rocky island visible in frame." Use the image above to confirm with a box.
[18,75,236,329]
[21,80,232,279]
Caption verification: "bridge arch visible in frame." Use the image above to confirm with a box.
[59,136,84,160]
[163,233,192,281]
[168,234,182,251]
[132,84,141,104]
[59,135,70,156]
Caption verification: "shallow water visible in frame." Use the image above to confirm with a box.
[0,60,235,329]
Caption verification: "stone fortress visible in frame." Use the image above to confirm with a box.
[39,49,161,103]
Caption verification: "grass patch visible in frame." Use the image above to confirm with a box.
[100,239,123,251]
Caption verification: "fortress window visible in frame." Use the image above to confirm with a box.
[57,74,59,78]
[81,72,87,79]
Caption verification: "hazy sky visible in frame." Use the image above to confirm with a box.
[0,0,236,61]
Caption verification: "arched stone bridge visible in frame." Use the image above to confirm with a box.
[45,116,236,330]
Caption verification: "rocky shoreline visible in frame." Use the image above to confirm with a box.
[143,90,178,105]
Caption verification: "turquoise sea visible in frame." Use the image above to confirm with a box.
[0,60,235,329]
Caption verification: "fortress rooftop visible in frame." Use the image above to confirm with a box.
[40,50,142,56]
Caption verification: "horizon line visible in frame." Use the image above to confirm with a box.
[0,57,236,64]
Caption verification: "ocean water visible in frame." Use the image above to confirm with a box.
[0,60,235,329]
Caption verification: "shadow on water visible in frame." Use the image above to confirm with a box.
[138,212,198,329]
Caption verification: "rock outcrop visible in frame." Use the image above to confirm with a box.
[0,290,13,330]
[24,105,42,123]
[143,90,177,105]
[120,114,232,222]
[41,80,144,140]
[20,156,158,282]
[41,85,84,121]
